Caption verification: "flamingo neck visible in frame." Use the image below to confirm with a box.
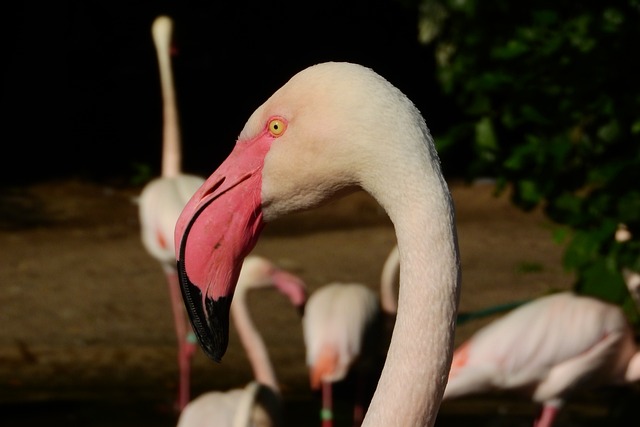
[160,94,182,178]
[230,291,280,392]
[154,21,182,178]
[362,169,461,426]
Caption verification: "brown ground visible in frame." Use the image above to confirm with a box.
[1,177,611,426]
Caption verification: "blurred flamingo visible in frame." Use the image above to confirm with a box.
[173,61,461,427]
[443,291,640,427]
[176,255,307,427]
[302,282,381,427]
[616,223,640,311]
[137,15,205,411]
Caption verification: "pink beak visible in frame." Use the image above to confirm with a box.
[174,134,272,362]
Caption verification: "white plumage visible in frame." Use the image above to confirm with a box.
[444,292,640,427]
[303,282,380,387]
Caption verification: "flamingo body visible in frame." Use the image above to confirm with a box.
[444,291,640,426]
[177,382,280,427]
[139,176,205,268]
[174,61,461,427]
[303,282,380,388]
[303,282,381,426]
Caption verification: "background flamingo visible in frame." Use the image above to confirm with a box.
[302,282,381,427]
[176,255,307,427]
[299,243,411,427]
[443,291,640,427]
[173,61,461,427]
[379,244,399,317]
[616,224,640,311]
[137,15,205,411]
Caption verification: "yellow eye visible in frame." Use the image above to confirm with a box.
[268,117,287,137]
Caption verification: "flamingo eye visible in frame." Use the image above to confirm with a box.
[268,117,287,137]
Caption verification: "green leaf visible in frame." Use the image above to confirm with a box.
[602,7,624,32]
[597,119,621,143]
[552,226,571,245]
[520,104,549,125]
[474,117,498,152]
[577,259,628,303]
[516,179,540,206]
[492,39,529,59]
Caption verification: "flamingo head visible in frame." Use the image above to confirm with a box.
[174,62,420,362]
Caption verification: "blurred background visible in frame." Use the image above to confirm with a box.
[3,0,452,183]
[2,0,640,426]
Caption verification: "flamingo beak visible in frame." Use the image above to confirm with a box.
[174,137,271,362]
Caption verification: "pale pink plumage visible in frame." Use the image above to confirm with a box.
[176,255,307,427]
[443,291,640,427]
[137,15,205,411]
[174,62,461,427]
[303,282,381,426]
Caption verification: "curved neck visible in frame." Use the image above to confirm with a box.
[152,18,182,178]
[363,148,461,427]
[380,245,399,315]
[231,290,279,392]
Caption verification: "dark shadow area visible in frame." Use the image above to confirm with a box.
[0,187,52,230]
[2,1,466,187]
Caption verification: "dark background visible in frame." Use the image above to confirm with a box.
[3,0,459,186]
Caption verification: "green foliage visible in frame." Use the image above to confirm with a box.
[416,0,640,324]
[129,162,154,186]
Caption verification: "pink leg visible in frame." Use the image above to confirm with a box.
[166,270,197,411]
[533,404,559,427]
[321,381,333,427]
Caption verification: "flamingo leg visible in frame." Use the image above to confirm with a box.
[321,380,334,427]
[166,269,197,411]
[533,404,559,427]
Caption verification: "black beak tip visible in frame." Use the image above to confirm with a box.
[177,260,232,363]
[201,297,232,363]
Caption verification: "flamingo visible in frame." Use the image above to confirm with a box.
[176,255,307,427]
[302,282,381,427]
[173,61,461,427]
[137,15,205,411]
[300,244,409,427]
[442,291,640,427]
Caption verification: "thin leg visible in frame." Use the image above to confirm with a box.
[321,381,333,427]
[533,404,559,427]
[166,270,196,411]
